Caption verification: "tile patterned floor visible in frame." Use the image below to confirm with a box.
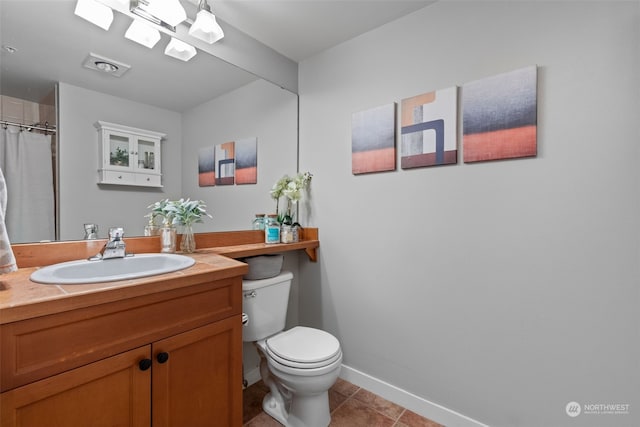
[243,378,445,427]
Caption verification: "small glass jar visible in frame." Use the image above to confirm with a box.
[292,224,300,243]
[160,226,177,253]
[281,225,293,243]
[264,214,280,244]
[252,214,266,231]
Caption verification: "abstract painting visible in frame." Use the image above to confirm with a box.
[215,141,235,185]
[463,66,537,163]
[352,103,396,174]
[235,137,258,185]
[198,146,216,187]
[401,86,457,169]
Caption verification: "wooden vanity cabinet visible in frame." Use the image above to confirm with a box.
[0,276,243,427]
[1,346,152,426]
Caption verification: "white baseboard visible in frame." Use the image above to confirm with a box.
[339,364,489,427]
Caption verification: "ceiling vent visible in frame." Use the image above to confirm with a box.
[82,52,131,77]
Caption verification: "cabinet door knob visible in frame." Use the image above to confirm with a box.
[139,358,152,371]
[156,352,169,364]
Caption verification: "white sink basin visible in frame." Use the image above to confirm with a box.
[30,253,196,284]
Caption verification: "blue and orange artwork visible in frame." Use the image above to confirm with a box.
[401,86,457,168]
[235,137,257,185]
[463,66,537,162]
[198,145,216,186]
[215,141,235,185]
[351,103,396,174]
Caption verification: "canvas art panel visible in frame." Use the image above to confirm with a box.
[463,66,537,162]
[401,86,457,168]
[351,103,396,174]
[235,137,258,185]
[215,141,235,185]
[198,146,216,187]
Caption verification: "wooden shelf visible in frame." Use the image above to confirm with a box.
[193,228,319,262]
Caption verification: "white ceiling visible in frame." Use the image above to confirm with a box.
[0,0,434,112]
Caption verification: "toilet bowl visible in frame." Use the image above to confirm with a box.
[242,271,342,427]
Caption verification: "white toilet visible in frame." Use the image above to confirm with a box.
[242,271,342,427]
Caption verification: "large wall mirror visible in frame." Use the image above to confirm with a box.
[1,0,298,243]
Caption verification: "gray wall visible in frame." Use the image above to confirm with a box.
[298,2,639,427]
[58,82,182,240]
[181,79,298,232]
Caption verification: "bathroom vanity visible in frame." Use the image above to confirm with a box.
[0,229,319,426]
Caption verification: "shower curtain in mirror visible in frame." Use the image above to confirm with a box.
[0,126,55,243]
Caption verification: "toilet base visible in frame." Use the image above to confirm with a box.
[256,343,335,427]
[262,390,331,427]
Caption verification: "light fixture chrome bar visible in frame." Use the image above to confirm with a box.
[130,0,176,32]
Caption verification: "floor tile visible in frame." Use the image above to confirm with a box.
[329,398,395,427]
[352,388,404,420]
[328,388,349,412]
[330,377,360,398]
[397,409,445,427]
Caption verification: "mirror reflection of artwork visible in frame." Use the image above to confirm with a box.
[235,137,258,185]
[401,86,458,169]
[351,103,396,174]
[216,142,235,185]
[463,66,537,163]
[198,146,216,187]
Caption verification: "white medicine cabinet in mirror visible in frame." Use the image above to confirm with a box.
[96,121,164,188]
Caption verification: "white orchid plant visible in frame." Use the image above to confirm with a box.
[270,172,312,225]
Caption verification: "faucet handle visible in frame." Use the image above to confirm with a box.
[109,227,124,240]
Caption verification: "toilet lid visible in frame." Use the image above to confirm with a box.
[266,326,341,366]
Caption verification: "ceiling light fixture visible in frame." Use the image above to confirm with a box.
[164,37,197,62]
[125,19,161,48]
[188,0,224,44]
[74,0,217,65]
[74,0,114,30]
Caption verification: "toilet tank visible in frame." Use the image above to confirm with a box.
[242,271,293,342]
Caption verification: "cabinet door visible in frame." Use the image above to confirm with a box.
[105,129,134,170]
[152,316,242,427]
[0,346,152,427]
[135,136,160,173]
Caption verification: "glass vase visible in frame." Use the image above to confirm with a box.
[144,224,160,236]
[160,226,177,253]
[180,225,196,253]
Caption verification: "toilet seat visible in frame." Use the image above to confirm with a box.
[266,326,341,369]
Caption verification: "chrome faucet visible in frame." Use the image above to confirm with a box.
[84,223,98,240]
[91,227,128,260]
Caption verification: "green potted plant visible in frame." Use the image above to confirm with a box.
[147,198,212,253]
[110,146,129,166]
